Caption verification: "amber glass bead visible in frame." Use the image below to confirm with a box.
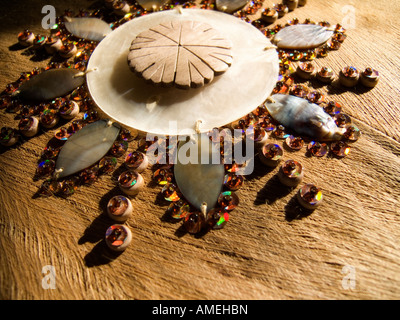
[40,109,59,128]
[119,170,139,188]
[272,125,287,139]
[54,127,71,141]
[109,140,128,157]
[307,91,325,104]
[259,143,283,167]
[167,200,190,219]
[79,166,99,185]
[153,167,174,185]
[119,127,136,141]
[107,195,132,222]
[297,184,323,210]
[307,141,328,157]
[360,67,379,88]
[289,84,308,98]
[278,159,303,187]
[36,159,55,177]
[99,156,118,174]
[59,177,79,197]
[334,113,352,128]
[218,191,239,211]
[18,30,35,46]
[206,208,230,230]
[343,125,361,142]
[327,39,341,50]
[339,66,359,87]
[184,212,205,234]
[316,67,335,83]
[296,62,315,80]
[83,109,99,123]
[331,141,350,157]
[41,145,61,160]
[223,173,244,191]
[323,101,342,115]
[161,183,181,202]
[285,135,304,151]
[105,224,132,251]
[0,95,11,109]
[125,151,144,169]
[37,179,61,197]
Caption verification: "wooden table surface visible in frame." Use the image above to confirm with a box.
[1,0,399,300]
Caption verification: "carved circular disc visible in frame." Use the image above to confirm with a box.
[128,20,233,89]
[86,9,279,136]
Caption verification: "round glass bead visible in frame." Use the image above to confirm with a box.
[59,177,79,197]
[99,156,118,174]
[334,113,352,127]
[316,67,335,83]
[39,109,58,128]
[218,191,239,211]
[307,141,328,157]
[343,125,361,142]
[360,67,379,87]
[105,224,132,251]
[323,101,342,115]
[18,30,34,46]
[272,125,288,139]
[119,127,136,141]
[153,167,174,185]
[125,151,145,170]
[36,159,55,177]
[289,84,308,98]
[109,140,128,157]
[297,184,323,209]
[59,100,78,118]
[83,109,99,123]
[327,39,341,50]
[54,127,71,141]
[223,172,244,191]
[79,166,99,185]
[296,62,315,79]
[0,95,11,109]
[37,179,61,197]
[339,66,359,87]
[118,170,140,188]
[331,141,350,157]
[259,143,283,167]
[161,183,181,202]
[0,127,18,146]
[285,135,304,150]
[307,91,325,104]
[107,195,132,222]
[41,145,61,159]
[207,208,230,230]
[167,200,190,219]
[278,159,303,187]
[67,119,85,134]
[183,212,205,234]
[18,117,35,131]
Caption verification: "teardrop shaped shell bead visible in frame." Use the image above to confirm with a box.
[64,17,112,42]
[273,24,334,49]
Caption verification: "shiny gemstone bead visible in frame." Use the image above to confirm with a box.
[360,67,379,88]
[288,50,303,61]
[307,141,328,157]
[296,62,316,80]
[334,113,352,127]
[59,100,79,119]
[277,159,303,187]
[0,127,19,147]
[297,184,323,210]
[119,127,136,141]
[18,30,35,46]
[327,39,341,50]
[272,125,288,139]
[161,183,181,202]
[105,224,132,251]
[18,116,39,137]
[41,145,61,159]
[218,191,239,211]
[59,42,77,58]
[323,101,342,115]
[339,66,359,87]
[272,81,290,94]
[153,167,174,185]
[99,156,118,174]
[223,172,244,191]
[307,91,325,104]
[343,125,361,141]
[32,34,48,49]
[253,104,269,118]
[0,95,11,109]
[59,177,79,197]
[317,66,333,81]
[289,84,308,98]
[206,208,229,230]
[273,3,289,17]
[248,125,268,147]
[109,140,128,157]
[125,151,148,173]
[39,109,59,129]
[283,0,299,11]
[44,37,63,54]
[261,8,278,24]
[83,109,99,123]
[331,141,350,157]
[118,170,144,196]
[5,100,22,113]
[107,195,133,222]
[184,212,205,234]
[316,45,329,57]
[67,119,85,134]
[167,200,190,219]
[332,32,347,43]
[54,127,71,141]
[79,165,99,184]
[36,159,56,177]
[37,179,61,197]
[285,135,304,151]
[259,143,283,167]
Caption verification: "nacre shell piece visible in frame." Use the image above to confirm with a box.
[55,120,121,178]
[64,17,112,42]
[273,24,333,49]
[265,94,344,141]
[174,134,225,211]
[216,0,249,13]
[16,68,85,102]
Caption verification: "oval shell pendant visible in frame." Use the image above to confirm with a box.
[174,134,225,211]
[265,94,344,141]
[15,68,85,102]
[55,120,121,178]
[64,17,112,42]
[273,24,333,49]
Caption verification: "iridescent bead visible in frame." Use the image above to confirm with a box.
[79,165,99,185]
[307,91,325,104]
[18,116,39,137]
[261,8,278,24]
[83,109,99,123]
[153,167,174,185]
[248,125,268,147]
[39,109,59,129]
[297,184,323,210]
[333,113,352,128]
[18,30,35,46]
[105,224,132,251]
[41,145,61,159]
[327,39,341,50]
[59,42,77,58]
[119,127,136,141]
[183,212,205,234]
[58,100,79,120]
[331,141,350,158]
[36,159,56,177]
[58,177,79,197]
[343,125,361,142]
[323,101,342,115]
[99,156,118,174]
[32,34,48,50]
[223,172,244,191]
[339,66,359,87]
[109,140,128,157]
[6,100,22,113]
[307,141,328,157]
[285,135,304,151]
[54,127,71,141]
[161,183,181,202]
[113,0,131,16]
[67,119,85,134]
[360,67,379,88]
[283,0,299,11]
[273,3,289,17]
[316,45,329,58]
[44,37,63,54]
[107,195,133,222]
[332,32,347,43]
[289,84,308,98]
[277,159,303,187]
[70,86,88,102]
[37,179,61,197]
[167,200,190,219]
[0,95,11,109]
[296,62,316,80]
[118,170,144,196]
[272,125,288,139]
[125,151,148,173]
[206,208,230,230]
[259,143,283,167]
[0,127,19,147]
[218,191,239,211]
[272,81,289,94]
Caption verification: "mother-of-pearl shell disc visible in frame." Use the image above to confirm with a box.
[86,9,279,136]
[64,17,112,42]
[273,24,334,49]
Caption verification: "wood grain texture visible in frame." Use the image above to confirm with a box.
[1,0,400,300]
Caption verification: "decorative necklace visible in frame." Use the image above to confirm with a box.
[0,0,377,253]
